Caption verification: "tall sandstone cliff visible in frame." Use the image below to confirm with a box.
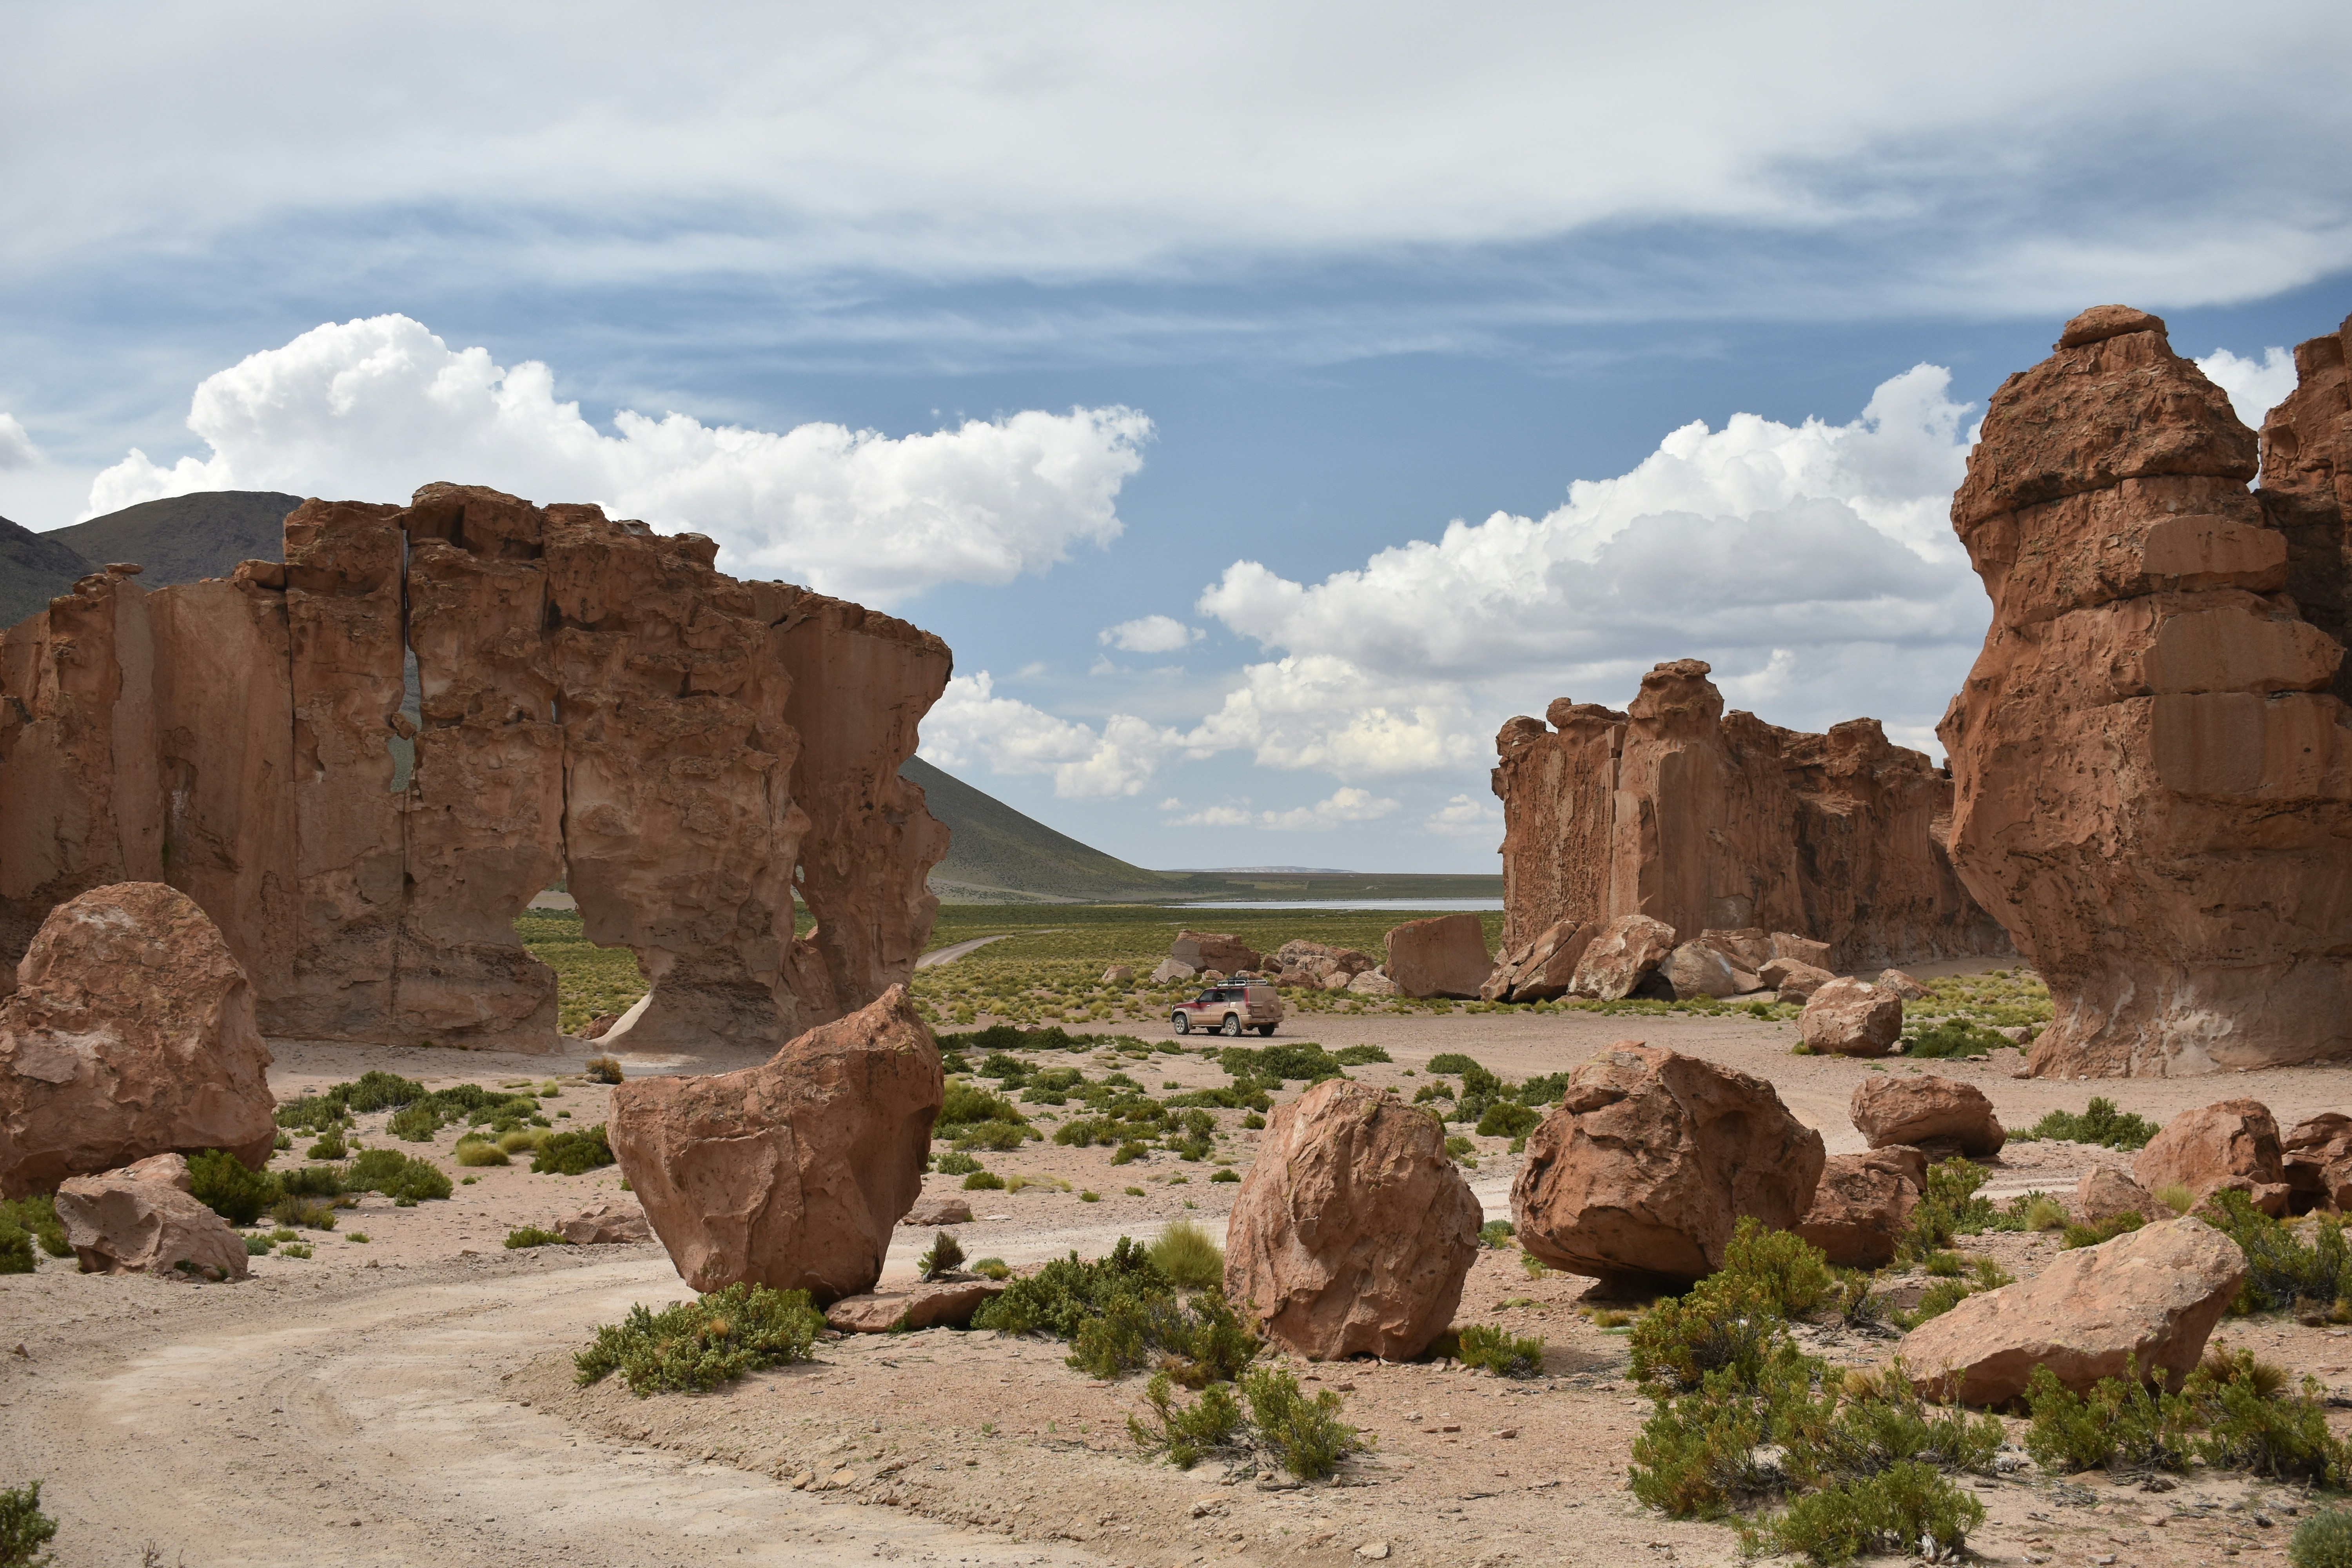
[1492,659,2005,969]
[0,484,949,1053]
[1940,306,2352,1076]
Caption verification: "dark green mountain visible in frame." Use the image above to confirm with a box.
[43,490,301,588]
[0,515,93,628]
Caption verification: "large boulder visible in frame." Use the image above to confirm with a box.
[1479,918,1598,1003]
[1347,969,1399,998]
[1798,978,1902,1057]
[2284,1113,2352,1211]
[1849,1075,2005,1157]
[2075,1164,2167,1225]
[1761,958,1834,1002]
[1900,1218,2246,1404]
[1151,958,1197,984]
[2134,1098,2290,1216]
[1663,934,1763,1001]
[1512,1042,1825,1285]
[1383,914,1492,1000]
[54,1163,249,1281]
[608,985,942,1300]
[1876,969,1933,1001]
[1796,1149,1926,1269]
[1223,1079,1482,1360]
[1171,931,1260,975]
[0,883,276,1199]
[1568,915,1677,1002]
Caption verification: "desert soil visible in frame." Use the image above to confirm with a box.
[6,993,2351,1567]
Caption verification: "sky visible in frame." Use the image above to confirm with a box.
[2,3,2347,873]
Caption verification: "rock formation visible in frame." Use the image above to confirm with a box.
[1381,914,1491,1000]
[555,1198,652,1246]
[2133,1098,2289,1216]
[1222,1078,1483,1361]
[1479,918,1597,1002]
[1941,307,2352,1075]
[2284,1114,2352,1212]
[1567,915,1677,1002]
[1899,1218,2245,1404]
[825,1278,1004,1334]
[2074,1164,2167,1226]
[1491,659,2008,972]
[1849,1074,2004,1157]
[0,883,276,1198]
[1511,1042,1824,1286]
[1798,978,1902,1058]
[1796,1148,1925,1269]
[607,985,942,1300]
[54,1158,249,1280]
[1171,931,1260,974]
[0,484,951,1053]
[1273,940,1375,990]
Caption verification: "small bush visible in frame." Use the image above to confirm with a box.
[0,1196,68,1266]
[305,1131,347,1160]
[1750,1461,1985,1566]
[1129,1372,1247,1467]
[1443,1134,1477,1165]
[271,1195,338,1230]
[1080,1189,1101,1201]
[584,1054,624,1083]
[1148,1219,1224,1288]
[962,1171,1005,1190]
[1241,1366,1365,1479]
[1896,1158,1995,1264]
[454,1140,508,1167]
[1216,1043,1347,1083]
[1457,1323,1544,1377]
[574,1282,824,1395]
[1475,1101,1540,1138]
[933,1151,982,1175]
[278,1163,344,1198]
[1893,1256,2011,1329]
[918,1230,965,1279]
[936,1081,1027,1134]
[1331,1044,1390,1065]
[2292,1507,2352,1568]
[1425,1052,1482,1076]
[2061,1210,2145,1249]
[1903,1018,2006,1060]
[385,1103,442,1142]
[187,1147,280,1225]
[348,1148,453,1201]
[0,1221,31,1276]
[953,1120,1032,1152]
[1208,1169,1238,1183]
[1241,1111,1265,1130]
[1717,1220,1835,1317]
[972,1257,1011,1280]
[531,1124,615,1176]
[1480,1218,1515,1249]
[279,1241,313,1258]
[242,1232,275,1256]
[506,1226,573,1249]
[0,1479,59,1568]
[2016,1096,2160,1150]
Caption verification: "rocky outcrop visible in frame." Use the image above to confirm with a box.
[1568,915,1677,1002]
[1222,1078,1483,1361]
[607,985,943,1300]
[1798,978,1902,1058]
[1274,940,1375,990]
[1171,932,1260,975]
[2075,1164,2167,1225]
[902,1196,975,1227]
[1850,1074,2004,1157]
[0,883,276,1198]
[0,484,952,1053]
[1382,914,1491,1000]
[1797,1148,1925,1269]
[1512,1042,1824,1286]
[1492,660,2008,972]
[1941,308,2352,1075]
[1899,1218,2245,1404]
[2285,1114,2352,1211]
[2134,1099,2290,1216]
[1481,918,1599,1002]
[54,1161,249,1280]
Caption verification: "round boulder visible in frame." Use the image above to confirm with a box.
[2134,1098,2289,1216]
[1799,977,1903,1057]
[1850,1074,2005,1157]
[1223,1079,1481,1360]
[1796,1148,1927,1269]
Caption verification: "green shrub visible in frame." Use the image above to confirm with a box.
[348,1147,454,1200]
[278,1163,345,1198]
[1216,1043,1346,1082]
[2201,1191,2352,1313]
[573,1283,824,1395]
[1515,1071,1572,1107]
[2197,1368,2349,1484]
[1457,1323,1544,1377]
[1718,1220,1835,1316]
[584,1054,624,1084]
[1110,1140,1147,1165]
[972,1257,1011,1280]
[305,1131,347,1160]
[1241,1366,1364,1479]
[1893,1257,2011,1329]
[2024,1347,2347,1485]
[1475,1101,1540,1138]
[1052,1116,1122,1148]
[1208,1169,1238,1183]
[1241,1111,1265,1130]
[0,1220,29,1277]
[505,1226,573,1249]
[2061,1210,2145,1249]
[270,1195,337,1231]
[933,1151,982,1175]
[1129,1373,1247,1467]
[1895,1159,1995,1264]
[0,1479,58,1568]
[962,1171,1005,1190]
[2015,1096,2160,1150]
[1902,1018,2006,1060]
[454,1139,508,1167]
[936,1080,1028,1133]
[917,1230,964,1279]
[953,1120,1032,1152]
[0,1196,67,1265]
[1070,1287,1259,1385]
[386,1103,442,1142]
[1425,1052,1482,1076]
[976,1238,1168,1338]
[1480,1218,1516,1249]
[1331,1044,1390,1065]
[1443,1135,1477,1165]
[2023,1365,2196,1473]
[187,1147,280,1225]
[1749,1461,1985,1566]
[2292,1507,2352,1568]
[531,1124,614,1176]
[1147,1219,1223,1288]
[242,1232,275,1256]
[279,1241,313,1259]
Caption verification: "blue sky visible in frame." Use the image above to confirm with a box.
[2,2,2347,872]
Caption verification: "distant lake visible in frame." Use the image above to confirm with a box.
[1162,898,1504,911]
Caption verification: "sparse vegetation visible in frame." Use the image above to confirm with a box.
[454,1139,508,1167]
[1457,1323,1544,1377]
[0,1479,58,1568]
[515,909,649,1032]
[1479,1218,1515,1249]
[932,1151,983,1176]
[574,1283,825,1395]
[2012,1096,2161,1150]
[506,1226,573,1249]
[269,1196,337,1231]
[2025,1345,2349,1485]
[530,1124,615,1176]
[584,1054,624,1083]
[2200,1191,2352,1316]
[962,1171,1006,1191]
[917,1230,965,1279]
[974,1238,1258,1385]
[972,1258,1012,1280]
[1147,1219,1223,1288]
[347,1147,453,1202]
[1901,1017,2007,1059]
[2061,1210,2145,1249]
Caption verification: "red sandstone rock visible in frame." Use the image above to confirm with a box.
[1479,918,1599,1003]
[607,985,942,1300]
[555,1198,652,1245]
[1761,958,1834,1002]
[1941,307,2352,1075]
[1171,931,1261,974]
[1568,915,1676,1002]
[1798,978,1902,1058]
[1151,958,1196,984]
[1383,914,1491,1000]
[2075,1164,2166,1225]
[2134,1098,2290,1216]
[55,1164,250,1280]
[1223,1078,1483,1360]
[825,1278,1004,1333]
[1849,1074,2004,1157]
[1663,935,1763,1000]
[1876,969,1932,1001]
[1899,1218,2245,1404]
[1491,661,2007,973]
[1511,1042,1824,1285]
[1771,933,1834,971]
[2284,1113,2352,1210]
[1796,1148,1925,1269]
[0,884,276,1198]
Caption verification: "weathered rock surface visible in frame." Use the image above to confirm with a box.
[0,484,952,1055]
[1568,915,1677,1002]
[1941,307,2352,1075]
[1492,660,2008,972]
[1899,1218,2246,1404]
[54,1163,249,1280]
[1479,918,1598,1003]
[1100,965,1134,985]
[1512,1042,1825,1285]
[1796,1148,1926,1269]
[555,1198,652,1245]
[1151,958,1196,984]
[1171,931,1260,975]
[902,1196,975,1227]
[824,1278,1004,1334]
[2285,1113,2352,1210]
[1663,933,1764,1000]
[1876,969,1933,1001]
[1761,957,1834,1002]
[607,985,942,1300]
[1382,914,1491,1000]
[1850,1074,2004,1157]
[1223,1078,1482,1360]
[2134,1098,2290,1216]
[2075,1164,2166,1225]
[1276,942,1377,989]
[0,883,276,1198]
[1798,978,1902,1058]
[1346,969,1399,997]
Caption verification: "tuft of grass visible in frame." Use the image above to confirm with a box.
[2061,1210,2145,1249]
[962,1171,1006,1191]
[1457,1323,1544,1377]
[454,1139,508,1167]
[972,1257,1012,1280]
[506,1226,573,1249]
[278,1242,314,1259]
[2156,1181,2195,1215]
[1902,1018,2007,1060]
[574,1283,824,1395]
[917,1230,965,1279]
[270,1195,337,1231]
[584,1054,624,1084]
[0,1479,60,1568]
[1148,1219,1225,1289]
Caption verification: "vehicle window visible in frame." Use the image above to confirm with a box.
[1195,991,1218,1003]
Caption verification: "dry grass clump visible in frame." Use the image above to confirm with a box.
[584,1054,624,1083]
[1147,1219,1224,1289]
[454,1138,509,1167]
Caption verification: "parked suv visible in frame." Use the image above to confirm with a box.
[1172,980,1285,1036]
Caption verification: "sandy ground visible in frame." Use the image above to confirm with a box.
[8,994,2352,1567]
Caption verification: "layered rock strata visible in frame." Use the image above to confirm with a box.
[1941,307,2352,1074]
[0,485,951,1053]
[1492,660,2007,971]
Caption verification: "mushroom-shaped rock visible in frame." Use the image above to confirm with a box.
[0,883,276,1199]
[54,1164,250,1280]
[1899,1218,2246,1405]
[1569,915,1677,1002]
[608,985,942,1300]
[2134,1099,2289,1216]
[1223,1079,1482,1360]
[1796,1148,1926,1269]
[1512,1042,1825,1285]
[1850,1075,2005,1157]
[2075,1165,2165,1226]
[1799,978,1902,1057]
[1382,914,1492,1000]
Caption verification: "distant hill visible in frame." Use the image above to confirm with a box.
[0,515,93,628]
[42,490,301,588]
[902,755,1502,905]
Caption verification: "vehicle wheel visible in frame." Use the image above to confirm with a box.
[1221,1013,1243,1037]
[1256,1023,1276,1036]
[1172,1013,1191,1034]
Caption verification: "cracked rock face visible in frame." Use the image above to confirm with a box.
[1939,308,2352,1074]
[0,484,951,1053]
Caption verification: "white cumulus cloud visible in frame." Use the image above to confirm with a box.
[1425,794,1503,839]
[918,671,1214,799]
[0,414,39,470]
[1167,787,1397,831]
[2196,346,2298,428]
[1099,614,1201,653]
[85,315,1151,605]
